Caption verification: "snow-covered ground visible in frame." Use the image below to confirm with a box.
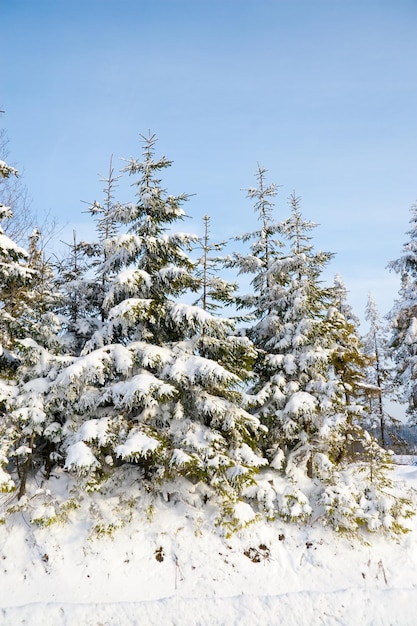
[1,464,417,625]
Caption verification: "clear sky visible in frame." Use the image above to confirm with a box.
[2,0,416,326]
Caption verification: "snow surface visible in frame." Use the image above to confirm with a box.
[1,464,417,625]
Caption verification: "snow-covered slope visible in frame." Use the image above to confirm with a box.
[1,465,416,625]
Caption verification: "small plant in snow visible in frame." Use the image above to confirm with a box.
[154,546,165,562]
[244,544,271,563]
[320,442,415,535]
[216,497,261,537]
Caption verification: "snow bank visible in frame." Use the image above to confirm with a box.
[0,465,416,625]
[1,589,416,626]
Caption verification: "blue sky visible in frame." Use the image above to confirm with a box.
[2,0,416,325]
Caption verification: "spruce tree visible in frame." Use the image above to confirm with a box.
[81,155,121,327]
[388,202,417,423]
[231,185,342,473]
[0,192,63,497]
[0,196,30,492]
[0,206,32,356]
[228,165,282,324]
[328,273,370,460]
[192,214,255,377]
[363,293,393,447]
[0,159,32,359]
[54,157,123,357]
[228,176,345,519]
[256,192,346,478]
[34,134,266,527]
[54,230,101,356]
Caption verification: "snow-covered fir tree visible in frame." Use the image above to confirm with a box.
[22,134,266,529]
[24,228,61,350]
[79,155,122,326]
[0,159,31,360]
[230,185,342,473]
[388,202,417,423]
[54,230,102,356]
[0,195,64,497]
[363,293,393,447]
[254,192,349,477]
[0,196,31,492]
[330,273,365,403]
[0,205,31,359]
[56,157,123,356]
[9,227,65,495]
[227,164,282,322]
[328,273,370,460]
[192,214,255,378]
[193,214,236,315]
[227,179,344,519]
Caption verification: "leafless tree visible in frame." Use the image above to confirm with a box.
[0,115,36,243]
[0,112,60,250]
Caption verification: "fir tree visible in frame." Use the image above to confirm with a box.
[228,178,346,519]
[0,204,32,356]
[81,155,121,325]
[227,164,282,324]
[31,135,266,523]
[193,214,236,315]
[83,132,200,349]
[54,231,100,356]
[0,196,30,492]
[0,201,64,496]
[232,187,341,474]
[363,293,393,447]
[257,192,346,478]
[192,214,255,377]
[328,273,370,460]
[24,228,61,350]
[387,202,417,423]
